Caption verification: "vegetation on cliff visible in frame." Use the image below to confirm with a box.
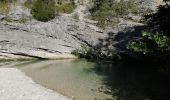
[90,0,139,28]
[26,0,76,22]
[129,3,170,60]
[31,0,56,22]
[56,1,76,14]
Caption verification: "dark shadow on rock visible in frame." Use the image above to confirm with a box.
[92,25,145,59]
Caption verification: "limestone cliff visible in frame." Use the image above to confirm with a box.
[0,0,163,59]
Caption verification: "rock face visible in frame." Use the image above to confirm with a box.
[7,6,32,22]
[0,3,105,59]
[139,0,163,12]
[0,19,105,59]
[0,0,162,59]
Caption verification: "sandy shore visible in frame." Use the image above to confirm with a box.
[0,68,69,100]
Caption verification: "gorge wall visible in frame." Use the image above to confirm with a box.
[0,0,163,59]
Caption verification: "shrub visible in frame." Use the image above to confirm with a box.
[72,44,120,60]
[72,44,91,58]
[56,3,75,14]
[90,0,139,28]
[129,32,170,54]
[31,0,56,22]
[130,2,170,55]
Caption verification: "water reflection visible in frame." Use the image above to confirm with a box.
[93,61,170,100]
[0,60,170,100]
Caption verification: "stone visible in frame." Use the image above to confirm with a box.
[0,14,5,20]
[7,6,32,22]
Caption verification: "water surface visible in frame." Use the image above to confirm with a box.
[1,59,170,100]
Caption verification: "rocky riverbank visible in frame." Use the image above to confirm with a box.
[0,68,69,100]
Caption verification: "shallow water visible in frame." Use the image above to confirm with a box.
[1,59,170,100]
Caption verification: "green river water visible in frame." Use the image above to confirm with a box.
[1,59,170,100]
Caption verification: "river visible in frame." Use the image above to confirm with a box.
[1,59,170,100]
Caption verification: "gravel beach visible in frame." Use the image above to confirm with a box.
[0,68,69,100]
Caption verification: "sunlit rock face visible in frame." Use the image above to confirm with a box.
[0,0,164,59]
[115,0,163,12]
[139,0,163,12]
[0,0,106,59]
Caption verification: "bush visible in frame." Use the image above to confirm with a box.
[56,3,76,14]
[130,2,170,55]
[31,0,56,22]
[72,44,91,58]
[90,0,139,28]
[129,32,170,54]
[72,44,120,60]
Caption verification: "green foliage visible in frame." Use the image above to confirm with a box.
[129,41,149,54]
[0,0,16,3]
[72,44,91,58]
[142,32,169,49]
[27,0,76,21]
[56,3,75,14]
[31,0,56,22]
[129,2,170,61]
[72,44,120,60]
[0,0,6,2]
[90,0,139,28]
[129,32,170,54]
